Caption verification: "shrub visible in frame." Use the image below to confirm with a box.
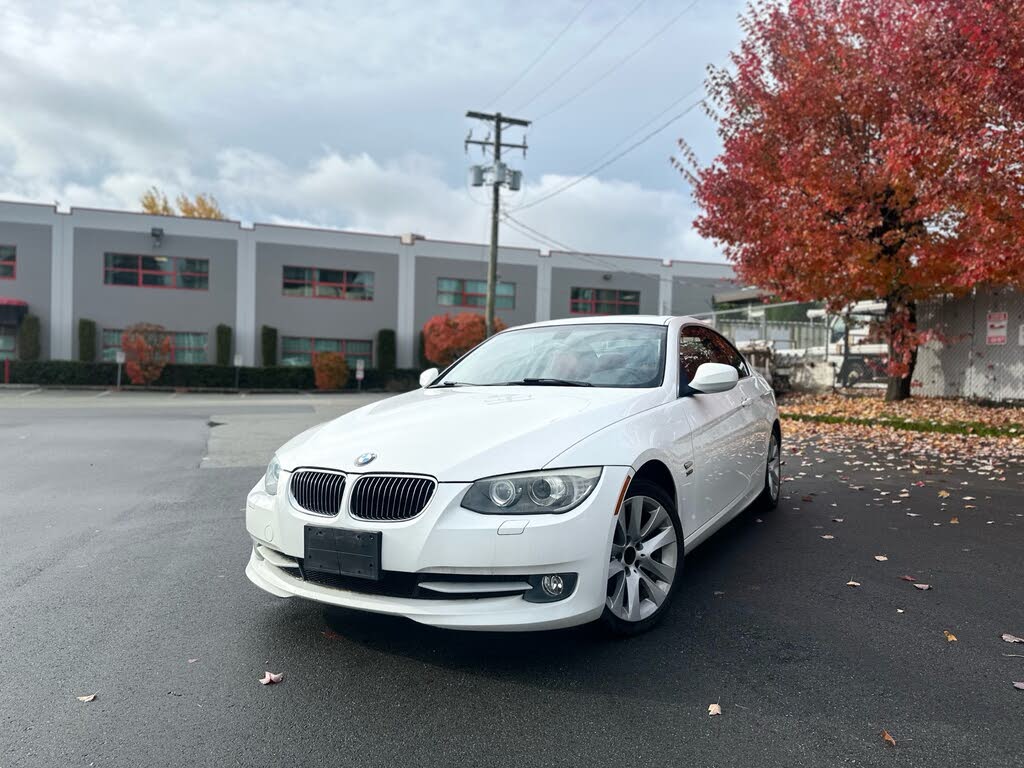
[78,318,97,362]
[122,323,172,386]
[312,352,350,390]
[377,328,396,374]
[216,324,233,366]
[261,325,278,366]
[17,315,41,361]
[422,312,506,367]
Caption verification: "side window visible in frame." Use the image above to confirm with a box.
[704,329,749,377]
[679,326,748,386]
[679,331,713,383]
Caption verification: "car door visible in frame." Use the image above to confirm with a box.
[674,326,751,528]
[703,330,770,498]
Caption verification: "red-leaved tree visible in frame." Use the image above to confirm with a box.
[121,323,173,386]
[422,313,507,368]
[681,0,1024,400]
[312,351,350,391]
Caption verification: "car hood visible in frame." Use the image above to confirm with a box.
[277,386,667,481]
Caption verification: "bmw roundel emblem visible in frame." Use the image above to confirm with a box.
[355,452,377,467]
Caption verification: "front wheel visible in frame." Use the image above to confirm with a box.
[601,479,683,636]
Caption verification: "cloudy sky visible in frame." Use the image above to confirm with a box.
[1,0,747,262]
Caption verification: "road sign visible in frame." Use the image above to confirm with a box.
[355,359,365,381]
[234,353,243,367]
[986,311,1008,345]
[115,350,126,364]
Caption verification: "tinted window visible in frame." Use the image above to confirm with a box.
[679,326,748,385]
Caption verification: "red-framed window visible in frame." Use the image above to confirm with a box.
[437,278,515,309]
[103,253,209,290]
[282,266,374,301]
[101,329,208,364]
[0,245,15,279]
[570,287,641,315]
[281,337,373,367]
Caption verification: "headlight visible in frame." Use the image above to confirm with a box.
[264,455,282,495]
[461,467,601,515]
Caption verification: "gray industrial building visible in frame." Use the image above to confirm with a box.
[0,200,736,369]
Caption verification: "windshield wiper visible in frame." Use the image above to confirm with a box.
[436,380,473,387]
[505,378,593,387]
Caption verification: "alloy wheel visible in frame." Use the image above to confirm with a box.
[606,495,679,622]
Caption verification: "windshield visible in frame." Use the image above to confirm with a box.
[435,323,667,388]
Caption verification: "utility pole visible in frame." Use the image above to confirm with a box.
[466,111,530,337]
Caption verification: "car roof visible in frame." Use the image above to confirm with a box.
[508,315,705,331]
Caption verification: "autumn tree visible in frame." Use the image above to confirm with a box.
[121,323,173,386]
[682,0,1024,400]
[140,186,226,219]
[422,313,507,368]
[312,352,350,391]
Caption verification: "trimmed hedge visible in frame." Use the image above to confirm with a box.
[18,315,41,361]
[7,360,421,391]
[261,325,278,366]
[377,328,396,374]
[216,324,233,366]
[78,318,97,362]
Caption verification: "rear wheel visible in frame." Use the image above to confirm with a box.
[601,479,683,636]
[757,429,782,510]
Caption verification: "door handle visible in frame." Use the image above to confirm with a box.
[740,397,753,408]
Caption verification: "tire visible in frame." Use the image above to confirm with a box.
[601,478,684,636]
[757,429,782,510]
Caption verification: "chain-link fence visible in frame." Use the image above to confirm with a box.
[916,287,1024,402]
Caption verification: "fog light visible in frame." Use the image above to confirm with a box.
[541,574,564,597]
[524,572,578,603]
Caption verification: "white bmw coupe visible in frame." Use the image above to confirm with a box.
[245,316,781,634]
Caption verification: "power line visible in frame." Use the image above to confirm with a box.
[513,0,649,113]
[501,211,665,281]
[535,0,701,121]
[511,92,705,212]
[487,0,595,107]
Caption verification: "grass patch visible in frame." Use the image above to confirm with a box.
[781,412,1024,438]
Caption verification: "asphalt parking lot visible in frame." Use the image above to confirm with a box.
[1,390,1021,768]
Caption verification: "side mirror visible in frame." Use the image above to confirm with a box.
[688,362,738,394]
[419,367,440,388]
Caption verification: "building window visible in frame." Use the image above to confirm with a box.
[437,278,515,309]
[570,287,641,315]
[101,329,208,364]
[0,246,15,279]
[0,325,15,360]
[281,337,373,368]
[103,253,209,290]
[282,267,374,301]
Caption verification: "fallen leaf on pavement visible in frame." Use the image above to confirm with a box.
[1013,682,1024,690]
[944,630,958,642]
[76,694,96,702]
[708,703,722,716]
[847,580,861,587]
[259,672,284,685]
[906,513,920,517]
[938,490,950,498]
[900,575,917,582]
[949,516,959,524]
[881,730,897,747]
[914,583,931,590]
[897,609,905,613]
[874,555,888,562]
[1002,633,1024,644]
[833,518,844,523]
[821,534,835,540]
[188,658,199,664]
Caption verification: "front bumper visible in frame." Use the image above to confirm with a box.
[244,466,629,631]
